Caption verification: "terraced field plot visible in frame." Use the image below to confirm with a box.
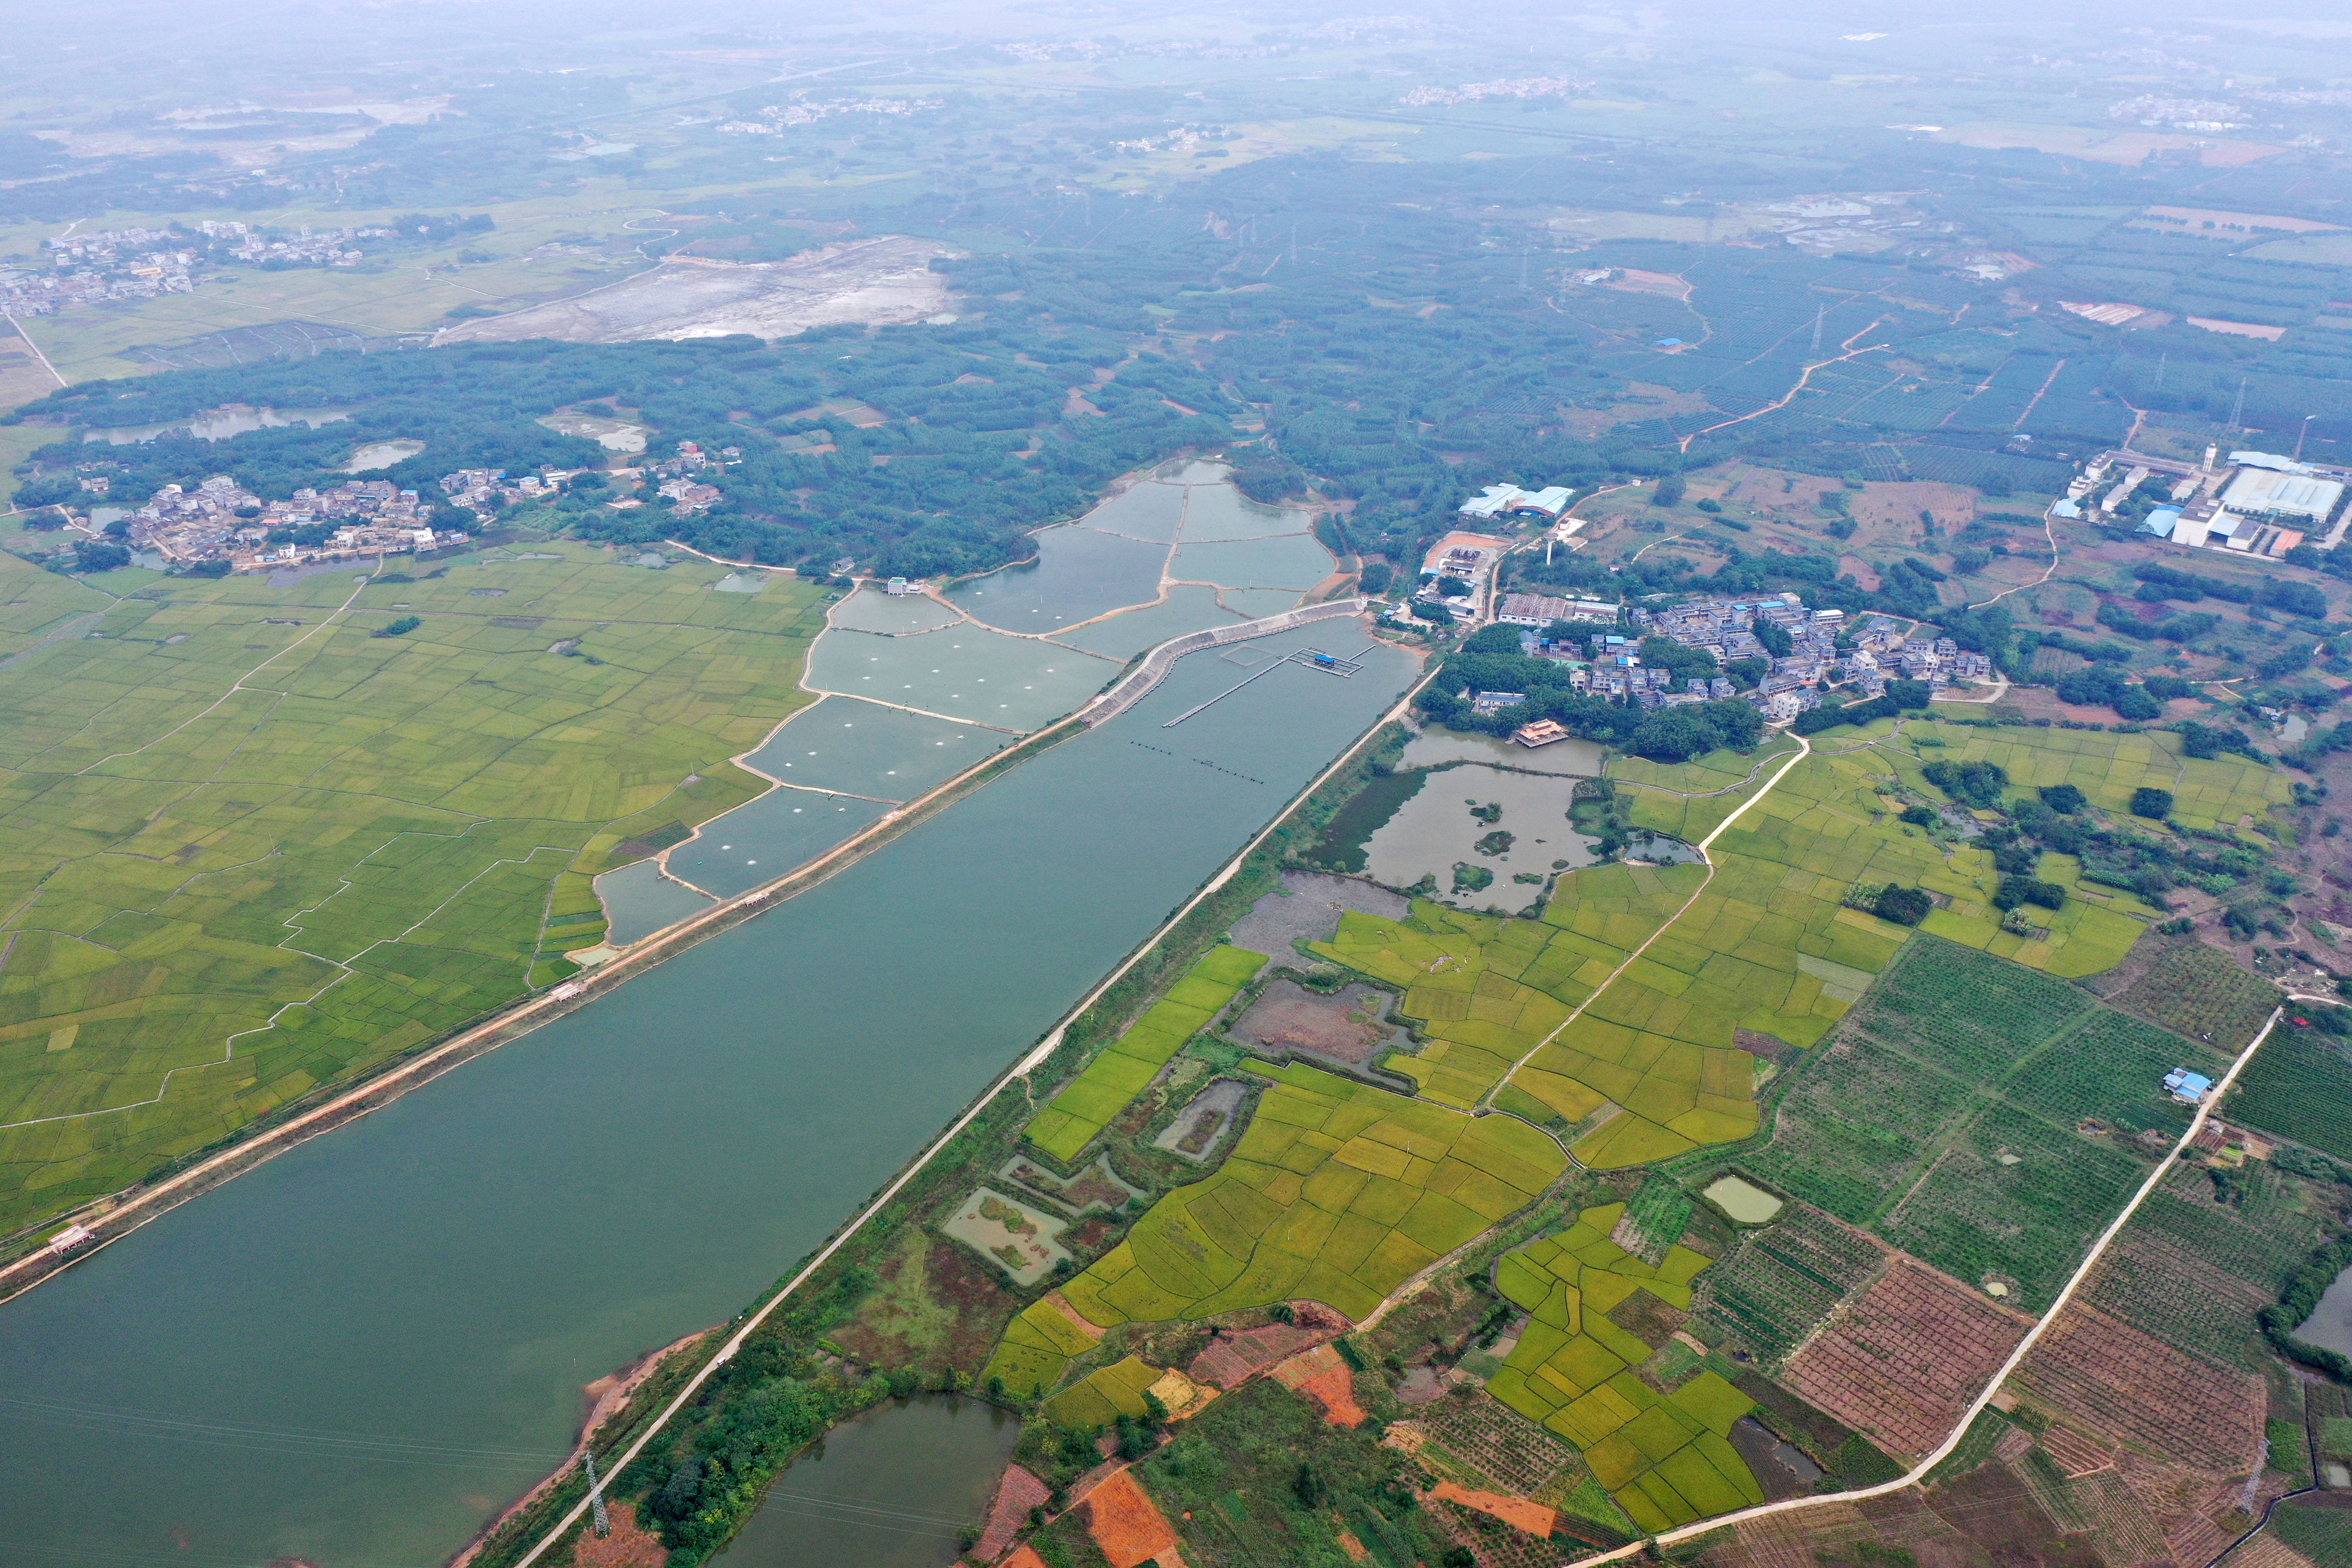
[1485,1203,1768,1533]
[987,1062,1566,1395]
[1023,943,1268,1164]
[0,548,827,1234]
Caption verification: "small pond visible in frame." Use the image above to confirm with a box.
[593,861,717,947]
[1625,831,1705,866]
[1728,1416,1825,1501]
[708,1395,1021,1568]
[343,439,425,472]
[1703,1175,1784,1224]
[1399,726,1606,778]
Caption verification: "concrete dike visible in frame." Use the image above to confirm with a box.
[1080,595,1370,727]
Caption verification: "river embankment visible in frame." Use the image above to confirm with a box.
[0,462,1424,1568]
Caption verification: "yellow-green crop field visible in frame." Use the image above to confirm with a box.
[0,547,826,1237]
[1612,737,1800,842]
[984,1062,1566,1397]
[1488,1203,1765,1533]
[977,711,2286,1494]
[1909,715,2292,832]
[1310,863,1703,1113]
[1024,943,1266,1164]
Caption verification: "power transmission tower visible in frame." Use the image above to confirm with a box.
[585,1451,610,1537]
[1519,248,1529,289]
[2228,377,2247,434]
[2154,350,2166,391]
[1810,306,1824,352]
[1289,223,1297,263]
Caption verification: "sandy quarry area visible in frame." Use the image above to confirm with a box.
[433,236,960,345]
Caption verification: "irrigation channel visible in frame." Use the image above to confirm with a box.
[0,469,1419,1567]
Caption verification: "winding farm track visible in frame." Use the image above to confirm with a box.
[1476,733,1814,1115]
[1675,318,1892,454]
[1967,507,2062,611]
[1558,1002,2294,1566]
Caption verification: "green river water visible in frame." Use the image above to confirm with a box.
[0,619,1415,1567]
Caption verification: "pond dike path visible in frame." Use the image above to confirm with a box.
[1081,597,1370,727]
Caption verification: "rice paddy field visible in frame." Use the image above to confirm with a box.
[1901,717,2292,833]
[1610,738,1799,843]
[1023,943,1267,1164]
[0,546,828,1236]
[1309,863,1705,1115]
[1485,1202,1768,1534]
[984,1060,1566,1396]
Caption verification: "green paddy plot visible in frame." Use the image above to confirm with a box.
[1487,1204,1765,1534]
[1908,717,2291,833]
[662,793,892,900]
[1511,742,2155,1171]
[1610,739,1797,843]
[0,547,829,1236]
[825,584,964,635]
[1025,943,1267,1165]
[804,624,1118,732]
[741,696,1008,799]
[1080,478,1192,544]
[989,1061,1566,1395]
[948,526,1169,631]
[1043,1356,1163,1428]
[0,553,110,663]
[1312,866,1706,1115]
[1054,585,1239,659]
[1171,533,1336,592]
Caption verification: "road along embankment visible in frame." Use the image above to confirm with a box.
[1082,597,1370,726]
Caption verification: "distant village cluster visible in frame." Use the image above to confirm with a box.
[113,475,461,571]
[0,220,393,316]
[1400,76,1592,107]
[2055,444,2350,559]
[1485,594,1990,727]
[78,438,743,573]
[1396,479,1999,741]
[717,97,939,133]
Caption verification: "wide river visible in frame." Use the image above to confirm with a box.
[0,615,1415,1565]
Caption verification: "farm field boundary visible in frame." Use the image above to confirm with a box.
[1557,1001,2291,1566]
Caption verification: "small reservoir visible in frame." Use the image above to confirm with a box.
[709,1395,1020,1568]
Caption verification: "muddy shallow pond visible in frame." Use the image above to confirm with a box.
[709,1395,1021,1568]
[1357,763,1600,908]
[1703,1175,1785,1224]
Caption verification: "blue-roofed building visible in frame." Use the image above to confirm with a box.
[2140,506,2183,539]
[2164,1067,2214,1105]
